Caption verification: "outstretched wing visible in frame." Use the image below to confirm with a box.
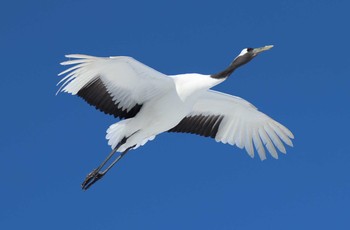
[57,54,173,119]
[169,90,294,160]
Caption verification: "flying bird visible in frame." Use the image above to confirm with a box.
[57,45,293,190]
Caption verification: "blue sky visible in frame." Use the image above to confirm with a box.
[1,0,349,229]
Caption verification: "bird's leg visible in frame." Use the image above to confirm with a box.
[81,146,135,190]
[81,147,117,190]
[81,137,127,190]
[101,145,135,174]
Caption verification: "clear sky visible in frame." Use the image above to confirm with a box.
[1,0,349,229]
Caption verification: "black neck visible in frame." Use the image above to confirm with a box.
[211,53,254,79]
[210,64,236,79]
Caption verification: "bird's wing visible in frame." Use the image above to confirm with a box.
[57,54,173,119]
[169,90,294,160]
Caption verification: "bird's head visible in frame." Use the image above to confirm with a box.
[233,45,274,68]
[211,45,273,79]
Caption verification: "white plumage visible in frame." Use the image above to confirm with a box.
[58,52,293,159]
[57,46,294,189]
[189,90,293,160]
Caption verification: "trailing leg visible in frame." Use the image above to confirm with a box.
[81,137,128,190]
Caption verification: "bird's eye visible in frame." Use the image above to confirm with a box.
[247,48,253,52]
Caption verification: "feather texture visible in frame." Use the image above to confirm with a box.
[57,54,173,119]
[169,90,294,160]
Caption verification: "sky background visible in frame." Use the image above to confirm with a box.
[1,0,349,229]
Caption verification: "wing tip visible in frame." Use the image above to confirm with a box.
[259,156,267,161]
[65,54,90,59]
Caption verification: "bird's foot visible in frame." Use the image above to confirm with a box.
[81,169,105,190]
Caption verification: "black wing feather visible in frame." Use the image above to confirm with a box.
[169,114,224,138]
[77,78,142,119]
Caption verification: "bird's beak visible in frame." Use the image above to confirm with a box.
[252,45,274,55]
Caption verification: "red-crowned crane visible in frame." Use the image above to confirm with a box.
[57,45,293,190]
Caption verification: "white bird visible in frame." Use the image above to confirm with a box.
[57,45,293,190]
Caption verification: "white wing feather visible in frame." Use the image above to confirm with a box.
[57,54,173,111]
[192,90,294,160]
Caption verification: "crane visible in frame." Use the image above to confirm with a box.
[57,45,294,190]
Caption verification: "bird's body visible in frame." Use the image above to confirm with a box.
[111,73,223,152]
[57,45,294,189]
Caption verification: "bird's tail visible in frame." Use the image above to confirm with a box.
[106,120,130,150]
[106,120,156,152]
